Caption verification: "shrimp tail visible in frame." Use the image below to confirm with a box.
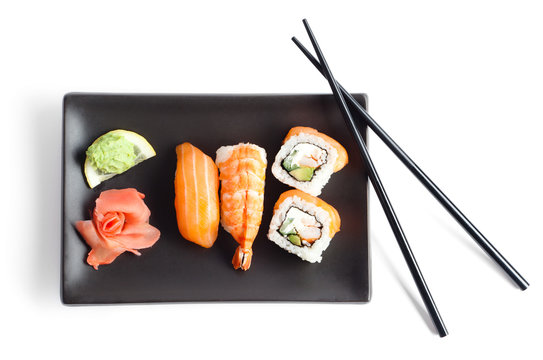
[232,246,253,271]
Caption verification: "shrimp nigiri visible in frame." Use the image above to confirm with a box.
[216,143,267,270]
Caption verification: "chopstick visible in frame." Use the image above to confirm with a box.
[299,18,448,337]
[291,36,529,291]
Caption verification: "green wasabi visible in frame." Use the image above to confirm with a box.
[86,133,136,174]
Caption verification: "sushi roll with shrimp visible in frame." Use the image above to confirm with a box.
[267,189,341,263]
[271,127,348,196]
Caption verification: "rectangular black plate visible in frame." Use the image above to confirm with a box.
[62,93,370,304]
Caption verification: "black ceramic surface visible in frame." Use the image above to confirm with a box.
[62,93,369,304]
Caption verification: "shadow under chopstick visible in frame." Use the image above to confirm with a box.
[429,211,520,289]
[371,230,438,335]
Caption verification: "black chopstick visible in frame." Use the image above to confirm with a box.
[299,18,448,337]
[291,36,529,291]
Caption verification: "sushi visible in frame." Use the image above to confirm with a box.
[267,189,340,263]
[216,143,267,270]
[174,143,220,248]
[271,126,348,196]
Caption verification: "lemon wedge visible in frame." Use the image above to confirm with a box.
[84,129,156,188]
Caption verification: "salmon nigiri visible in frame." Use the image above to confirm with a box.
[216,143,267,270]
[174,142,220,248]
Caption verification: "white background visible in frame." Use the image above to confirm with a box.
[1,0,542,359]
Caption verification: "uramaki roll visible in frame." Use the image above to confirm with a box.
[271,127,348,196]
[267,189,340,263]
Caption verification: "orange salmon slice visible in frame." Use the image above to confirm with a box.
[174,142,220,248]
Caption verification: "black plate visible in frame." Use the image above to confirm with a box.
[62,93,370,304]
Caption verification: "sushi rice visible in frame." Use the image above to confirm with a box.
[268,193,334,263]
[271,132,338,196]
